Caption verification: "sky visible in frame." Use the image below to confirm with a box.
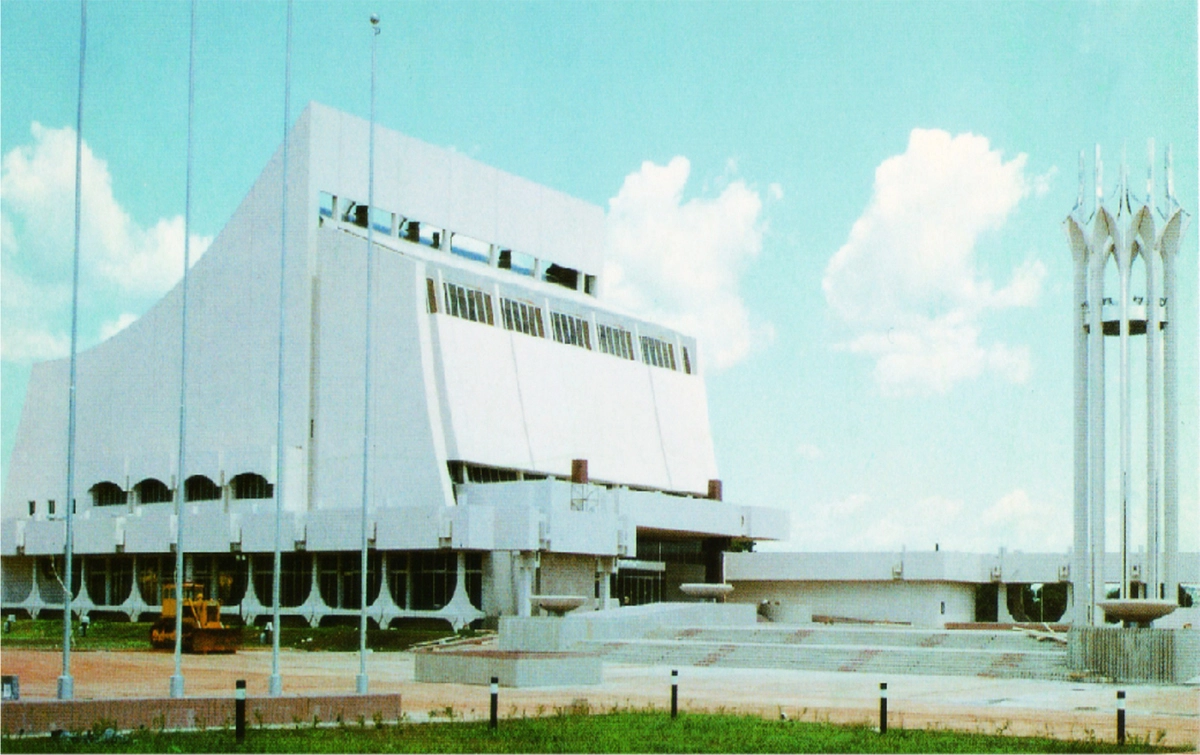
[2,0,1197,556]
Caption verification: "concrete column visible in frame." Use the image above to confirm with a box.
[1086,230,1109,625]
[1144,224,1162,596]
[1162,224,1180,603]
[1117,229,1132,600]
[997,584,1015,623]
[1068,219,1090,624]
[515,552,532,618]
[598,558,611,609]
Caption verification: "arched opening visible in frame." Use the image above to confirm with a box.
[134,478,172,504]
[231,473,273,500]
[90,481,127,507]
[184,475,221,502]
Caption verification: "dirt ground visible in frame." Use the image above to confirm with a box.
[3,648,1197,748]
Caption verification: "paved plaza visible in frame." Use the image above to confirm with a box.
[2,649,1196,748]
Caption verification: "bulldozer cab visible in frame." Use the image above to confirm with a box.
[161,582,215,624]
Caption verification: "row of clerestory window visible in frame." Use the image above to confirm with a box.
[86,473,274,508]
[427,276,692,373]
[320,192,596,295]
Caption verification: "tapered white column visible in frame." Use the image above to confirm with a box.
[1115,181,1133,600]
[1066,209,1091,625]
[1086,208,1110,625]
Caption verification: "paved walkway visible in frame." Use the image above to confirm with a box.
[3,649,1197,748]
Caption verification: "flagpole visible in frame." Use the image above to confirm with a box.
[170,0,197,699]
[269,0,294,698]
[57,0,87,702]
[357,12,381,696]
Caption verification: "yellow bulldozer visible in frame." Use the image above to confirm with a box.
[149,582,241,654]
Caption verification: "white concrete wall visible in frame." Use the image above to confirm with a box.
[727,579,976,628]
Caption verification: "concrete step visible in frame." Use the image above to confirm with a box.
[646,625,1057,652]
[581,638,1070,680]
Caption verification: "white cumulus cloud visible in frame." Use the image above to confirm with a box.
[604,156,774,371]
[1,122,211,363]
[823,129,1046,395]
[775,488,1069,553]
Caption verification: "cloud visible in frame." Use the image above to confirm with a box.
[773,488,1069,553]
[98,313,138,342]
[822,129,1046,395]
[1,122,211,363]
[604,156,774,370]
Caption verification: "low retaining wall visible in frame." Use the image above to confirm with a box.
[414,649,602,687]
[1068,627,1200,683]
[0,693,403,736]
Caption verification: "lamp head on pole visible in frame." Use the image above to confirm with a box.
[370,14,380,34]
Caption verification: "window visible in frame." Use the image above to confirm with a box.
[135,478,173,504]
[551,312,590,349]
[342,201,368,228]
[426,278,438,314]
[640,336,676,370]
[443,282,494,325]
[497,249,535,276]
[369,207,392,235]
[91,482,128,507]
[584,275,597,296]
[449,233,490,264]
[402,220,441,249]
[500,298,544,338]
[185,475,221,502]
[48,499,56,516]
[232,473,273,500]
[28,501,35,516]
[597,324,634,360]
[318,192,335,219]
[466,464,520,483]
[543,263,579,291]
[681,346,692,375]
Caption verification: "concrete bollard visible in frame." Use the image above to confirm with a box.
[1116,690,1125,745]
[490,676,499,730]
[879,682,887,734]
[235,679,246,743]
[670,669,678,719]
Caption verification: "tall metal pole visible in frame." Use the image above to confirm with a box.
[357,12,381,696]
[269,0,294,698]
[58,0,87,701]
[170,0,198,699]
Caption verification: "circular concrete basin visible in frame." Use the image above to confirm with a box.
[531,595,587,616]
[1097,599,1177,626]
[679,583,734,601]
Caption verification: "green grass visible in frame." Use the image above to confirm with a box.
[0,712,1182,754]
[0,618,455,652]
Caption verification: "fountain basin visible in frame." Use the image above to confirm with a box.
[530,595,587,616]
[1097,599,1177,626]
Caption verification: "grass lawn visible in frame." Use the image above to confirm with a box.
[0,712,1181,754]
[0,618,455,652]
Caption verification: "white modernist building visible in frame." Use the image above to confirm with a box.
[0,102,787,629]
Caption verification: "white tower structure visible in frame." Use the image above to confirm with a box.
[1065,143,1189,626]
